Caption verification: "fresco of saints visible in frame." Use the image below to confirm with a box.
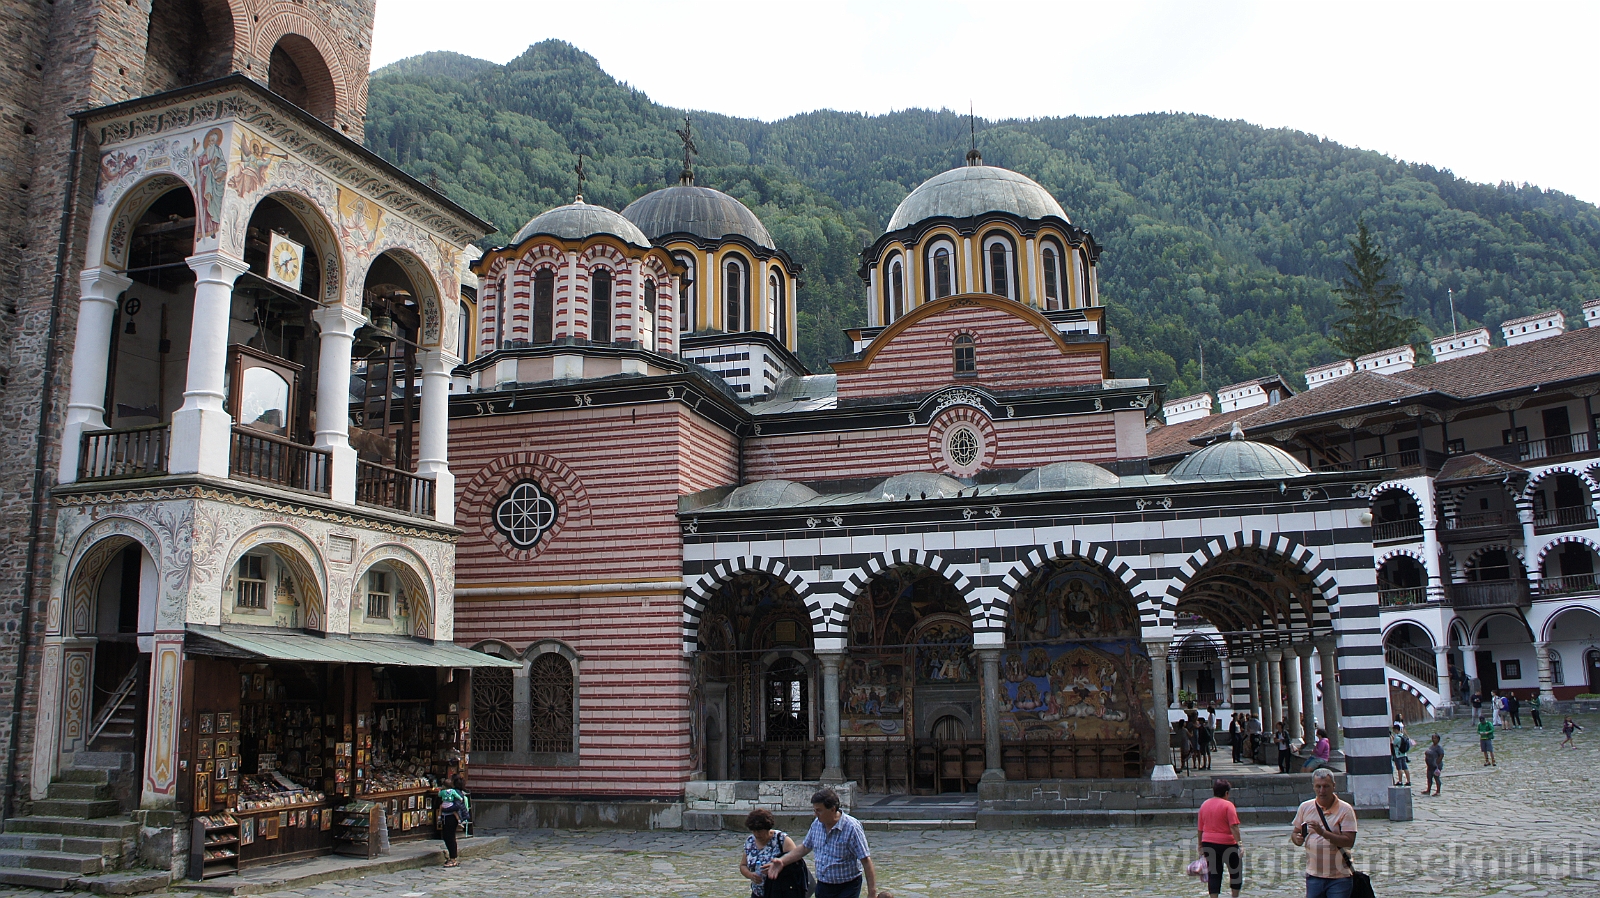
[229,137,283,197]
[192,128,227,239]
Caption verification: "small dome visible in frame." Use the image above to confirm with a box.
[887,165,1070,232]
[510,198,651,248]
[1169,440,1311,480]
[1016,462,1120,492]
[721,479,818,509]
[873,472,966,501]
[621,185,775,249]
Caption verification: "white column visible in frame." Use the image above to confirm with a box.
[788,274,798,346]
[1434,645,1453,706]
[903,245,916,309]
[1146,640,1175,779]
[1023,237,1037,306]
[962,236,975,293]
[1518,502,1540,588]
[1317,639,1342,750]
[312,305,365,504]
[1068,249,1084,309]
[1284,649,1303,739]
[418,349,459,525]
[867,266,880,326]
[1219,657,1232,709]
[58,268,134,483]
[1534,641,1557,706]
[169,251,249,477]
[818,649,843,782]
[1169,654,1182,708]
[1296,644,1316,737]
[1266,650,1285,729]
[703,250,717,331]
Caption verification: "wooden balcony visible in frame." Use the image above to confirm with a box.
[1534,505,1597,535]
[1538,572,1599,598]
[1372,519,1424,543]
[1448,579,1530,610]
[1378,586,1429,608]
[229,427,331,496]
[355,460,436,518]
[1441,511,1517,545]
[78,424,168,481]
[1318,448,1448,475]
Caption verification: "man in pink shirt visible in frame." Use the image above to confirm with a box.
[1196,778,1242,897]
[1290,768,1358,897]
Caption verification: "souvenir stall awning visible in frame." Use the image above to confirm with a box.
[185,626,520,668]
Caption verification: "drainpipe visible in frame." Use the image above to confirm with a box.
[5,118,85,823]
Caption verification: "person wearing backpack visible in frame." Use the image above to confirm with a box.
[1390,722,1411,787]
[437,773,470,868]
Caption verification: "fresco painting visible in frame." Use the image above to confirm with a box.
[840,657,906,737]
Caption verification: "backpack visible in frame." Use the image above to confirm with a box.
[1399,734,1413,753]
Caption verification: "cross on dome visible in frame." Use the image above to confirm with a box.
[675,115,697,185]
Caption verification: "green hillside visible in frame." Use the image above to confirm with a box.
[365,41,1600,396]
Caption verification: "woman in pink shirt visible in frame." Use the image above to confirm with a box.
[1196,778,1243,897]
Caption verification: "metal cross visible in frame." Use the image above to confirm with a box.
[573,153,587,196]
[675,115,697,181]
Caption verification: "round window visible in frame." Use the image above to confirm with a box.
[946,426,980,468]
[494,481,560,548]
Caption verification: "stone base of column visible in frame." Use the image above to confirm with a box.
[325,442,358,505]
[981,768,1006,783]
[1150,764,1178,781]
[820,766,844,784]
[168,407,233,477]
[420,464,455,525]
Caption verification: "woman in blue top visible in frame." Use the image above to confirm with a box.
[741,808,803,898]
[436,773,470,868]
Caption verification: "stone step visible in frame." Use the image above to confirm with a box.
[0,848,107,874]
[47,781,115,802]
[81,869,172,895]
[69,752,134,771]
[0,868,77,890]
[860,818,976,831]
[59,768,115,786]
[31,798,122,819]
[4,816,141,839]
[977,805,1302,828]
[0,831,125,856]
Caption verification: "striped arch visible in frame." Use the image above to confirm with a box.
[1388,677,1435,716]
[1164,531,1340,629]
[835,549,977,634]
[1535,533,1600,569]
[1522,464,1600,501]
[1540,604,1600,642]
[683,557,815,653]
[1376,546,1429,568]
[1371,479,1426,509]
[995,540,1152,630]
[1462,543,1522,574]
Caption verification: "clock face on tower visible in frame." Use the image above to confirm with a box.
[493,480,560,549]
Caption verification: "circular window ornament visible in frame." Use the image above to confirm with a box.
[494,481,560,549]
[946,426,980,468]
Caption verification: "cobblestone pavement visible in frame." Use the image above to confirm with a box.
[10,714,1596,898]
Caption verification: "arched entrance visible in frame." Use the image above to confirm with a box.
[845,564,976,793]
[693,572,816,781]
[1002,557,1151,779]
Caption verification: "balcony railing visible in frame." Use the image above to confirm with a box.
[1449,579,1530,609]
[78,424,168,481]
[1372,519,1424,542]
[1447,511,1509,530]
[1538,572,1600,597]
[1385,645,1439,689]
[1318,449,1448,474]
[1379,586,1429,607]
[1534,505,1597,535]
[355,460,436,518]
[1516,431,1593,462]
[230,427,331,495]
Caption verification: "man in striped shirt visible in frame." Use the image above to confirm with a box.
[766,787,884,898]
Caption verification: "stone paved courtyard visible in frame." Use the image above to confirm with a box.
[8,714,1598,898]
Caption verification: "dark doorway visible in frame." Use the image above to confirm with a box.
[1588,650,1600,695]
[765,658,809,741]
[1476,650,1498,696]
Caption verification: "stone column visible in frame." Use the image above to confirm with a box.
[1219,657,1232,709]
[1146,641,1175,779]
[1284,649,1303,739]
[1517,502,1540,588]
[818,649,844,782]
[58,268,134,483]
[1433,645,1453,706]
[1266,650,1285,730]
[628,258,645,343]
[978,649,1005,782]
[1256,656,1271,722]
[312,305,365,504]
[1169,654,1182,708]
[418,349,460,524]
[1534,641,1557,707]
[1317,639,1342,750]
[170,252,249,476]
[1296,645,1316,737]
[1421,498,1446,603]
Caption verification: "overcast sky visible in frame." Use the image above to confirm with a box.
[370,0,1598,205]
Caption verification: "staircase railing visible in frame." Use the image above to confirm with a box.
[1385,645,1439,690]
[87,666,141,746]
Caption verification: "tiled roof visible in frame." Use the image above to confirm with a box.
[1198,371,1422,440]
[1390,326,1600,396]
[1145,407,1252,460]
[1435,452,1527,485]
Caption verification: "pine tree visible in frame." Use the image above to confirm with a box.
[1329,220,1417,358]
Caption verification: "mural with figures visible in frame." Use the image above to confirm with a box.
[843,567,974,738]
[693,573,812,753]
[1001,559,1153,747]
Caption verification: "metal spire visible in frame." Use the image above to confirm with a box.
[573,153,587,202]
[966,102,982,166]
[675,115,698,185]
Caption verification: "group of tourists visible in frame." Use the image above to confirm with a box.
[1192,770,1362,898]
[740,788,888,898]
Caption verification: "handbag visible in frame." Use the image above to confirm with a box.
[1315,803,1375,898]
[1185,856,1209,876]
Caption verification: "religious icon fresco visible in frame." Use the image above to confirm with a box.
[844,566,974,738]
[1001,559,1153,747]
[695,573,812,745]
[840,657,906,737]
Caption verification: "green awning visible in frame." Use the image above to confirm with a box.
[185,626,520,668]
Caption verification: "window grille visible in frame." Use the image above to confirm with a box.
[947,427,980,467]
[765,658,809,741]
[529,653,574,753]
[366,570,390,619]
[472,666,515,752]
[236,555,267,609]
[933,247,953,298]
[1042,247,1061,309]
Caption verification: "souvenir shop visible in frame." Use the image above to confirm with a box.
[180,633,516,877]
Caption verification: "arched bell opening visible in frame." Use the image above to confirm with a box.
[1001,557,1151,780]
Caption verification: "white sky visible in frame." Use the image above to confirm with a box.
[370,0,1599,205]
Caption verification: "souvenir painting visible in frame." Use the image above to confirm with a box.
[218,713,234,731]
[215,740,231,759]
[263,815,279,839]
[212,779,229,803]
[199,714,215,735]
[321,809,332,831]
[193,772,211,812]
[357,712,368,729]
[343,725,353,741]
[197,738,213,760]
[252,673,265,698]
[240,817,254,845]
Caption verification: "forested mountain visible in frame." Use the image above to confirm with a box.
[366,43,1600,396]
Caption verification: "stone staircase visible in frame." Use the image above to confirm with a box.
[0,762,170,894]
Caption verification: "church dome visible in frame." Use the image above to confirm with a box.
[1169,440,1311,481]
[873,472,966,501]
[510,198,651,248]
[721,479,818,509]
[621,184,775,249]
[887,164,1070,232]
[1016,462,1120,492]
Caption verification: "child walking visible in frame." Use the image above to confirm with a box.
[1560,716,1584,749]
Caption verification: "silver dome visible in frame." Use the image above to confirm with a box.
[887,165,1070,232]
[1016,462,1120,492]
[511,199,651,248]
[873,472,966,501]
[721,479,819,509]
[1169,440,1311,481]
[621,185,775,249]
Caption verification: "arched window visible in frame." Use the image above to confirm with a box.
[765,657,809,741]
[953,333,976,375]
[885,254,905,323]
[724,257,748,331]
[1041,243,1063,310]
[267,36,337,124]
[674,253,696,333]
[1080,250,1093,307]
[983,233,1015,299]
[929,243,955,299]
[458,299,473,361]
[641,278,657,351]
[1550,648,1564,685]
[591,267,612,344]
[529,652,575,753]
[532,268,555,344]
[494,276,508,350]
[471,664,514,753]
[768,268,787,344]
